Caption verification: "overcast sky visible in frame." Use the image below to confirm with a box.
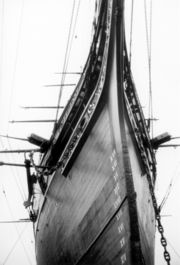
[0,1,180,265]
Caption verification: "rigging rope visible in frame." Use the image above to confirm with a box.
[55,0,76,122]
[167,239,180,260]
[143,2,171,263]
[148,0,153,137]
[6,139,27,201]
[0,137,31,213]
[0,136,33,227]
[159,181,172,212]
[64,0,81,74]
[159,162,180,212]
[7,0,25,133]
[0,139,25,202]
[2,224,28,265]
[0,0,5,99]
[0,0,30,211]
[129,0,134,67]
[55,0,82,123]
[144,0,153,137]
[1,185,33,265]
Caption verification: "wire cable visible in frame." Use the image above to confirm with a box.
[6,138,27,200]
[0,137,29,214]
[129,0,134,67]
[7,0,25,133]
[167,239,180,260]
[2,223,28,265]
[0,139,35,260]
[55,0,76,122]
[148,0,153,137]
[144,0,153,137]
[1,185,33,265]
[144,0,150,56]
[159,162,180,212]
[63,0,81,81]
[56,0,81,121]
[159,181,172,212]
[0,0,5,100]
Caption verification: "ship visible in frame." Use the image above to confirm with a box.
[9,0,172,264]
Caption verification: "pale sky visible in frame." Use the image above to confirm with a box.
[0,1,180,265]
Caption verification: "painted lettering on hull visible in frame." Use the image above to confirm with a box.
[109,149,128,264]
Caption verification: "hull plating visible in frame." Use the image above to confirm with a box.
[34,0,156,264]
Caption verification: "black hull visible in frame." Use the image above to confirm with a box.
[34,1,156,264]
[35,106,155,265]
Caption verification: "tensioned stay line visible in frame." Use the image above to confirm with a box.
[167,239,180,260]
[0,139,26,202]
[0,0,5,99]
[1,185,32,265]
[55,0,76,123]
[7,139,27,200]
[7,0,25,133]
[61,0,82,83]
[129,0,134,67]
[2,224,29,265]
[148,0,153,137]
[159,161,180,212]
[55,0,81,123]
[144,0,153,137]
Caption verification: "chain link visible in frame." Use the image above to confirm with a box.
[30,152,171,264]
[156,212,171,264]
[148,174,171,264]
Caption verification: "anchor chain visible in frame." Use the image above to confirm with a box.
[156,212,171,264]
[124,50,171,263]
[148,173,171,265]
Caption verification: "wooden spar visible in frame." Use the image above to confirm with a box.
[44,84,76,87]
[0,219,31,223]
[0,149,41,153]
[158,144,180,148]
[9,120,56,123]
[20,106,64,109]
[0,161,50,168]
[170,137,180,140]
[0,134,28,141]
[0,134,49,151]
[54,72,82,74]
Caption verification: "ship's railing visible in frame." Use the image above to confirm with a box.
[40,1,108,168]
[123,48,156,183]
[55,0,113,175]
[32,0,114,225]
[51,1,106,143]
[124,93,154,178]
